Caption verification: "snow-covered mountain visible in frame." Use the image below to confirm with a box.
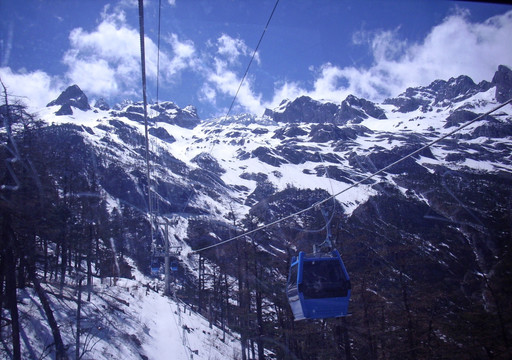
[36,65,512,256]
[2,65,512,359]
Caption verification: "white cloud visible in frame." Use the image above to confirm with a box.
[0,4,194,111]
[206,58,262,114]
[267,80,304,105]
[199,83,216,105]
[216,34,257,65]
[264,9,512,111]
[392,9,512,89]
[310,64,350,100]
[0,67,62,110]
[62,7,198,101]
[62,2,201,101]
[115,0,138,10]
[9,4,508,118]
[63,57,121,96]
[196,34,265,114]
[62,10,144,99]
[166,33,197,76]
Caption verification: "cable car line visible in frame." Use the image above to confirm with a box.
[139,0,188,287]
[287,147,338,236]
[224,0,280,120]
[138,0,153,221]
[205,0,280,156]
[139,0,170,280]
[156,0,162,105]
[191,97,512,253]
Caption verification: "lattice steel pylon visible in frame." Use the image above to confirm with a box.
[155,217,182,295]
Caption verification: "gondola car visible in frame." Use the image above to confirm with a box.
[287,249,351,320]
[150,259,160,277]
[170,260,179,272]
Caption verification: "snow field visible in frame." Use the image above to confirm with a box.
[12,267,240,360]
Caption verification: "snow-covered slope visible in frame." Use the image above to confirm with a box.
[17,265,240,360]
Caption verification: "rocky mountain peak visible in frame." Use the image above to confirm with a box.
[150,101,200,129]
[492,64,512,103]
[337,95,387,123]
[429,75,490,103]
[109,101,200,129]
[384,73,493,113]
[94,97,110,111]
[264,94,386,125]
[183,105,198,118]
[264,95,338,124]
[47,84,91,115]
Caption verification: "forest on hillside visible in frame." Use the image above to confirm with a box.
[2,86,512,360]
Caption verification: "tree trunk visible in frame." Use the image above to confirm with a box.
[341,317,352,360]
[76,277,83,360]
[198,254,204,313]
[43,237,48,281]
[60,238,67,291]
[255,260,265,360]
[1,212,21,360]
[31,270,69,359]
[237,242,247,360]
[222,272,227,342]
[361,276,377,359]
[87,224,93,302]
[5,249,21,360]
[400,270,416,359]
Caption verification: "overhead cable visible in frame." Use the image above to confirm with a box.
[191,97,512,253]
[138,0,154,239]
[156,0,162,105]
[224,0,280,119]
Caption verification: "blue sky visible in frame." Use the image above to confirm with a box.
[1,0,512,119]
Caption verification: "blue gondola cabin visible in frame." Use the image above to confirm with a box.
[287,249,351,320]
[170,260,179,272]
[150,260,160,277]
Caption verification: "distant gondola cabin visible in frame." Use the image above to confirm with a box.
[150,260,160,277]
[170,261,178,272]
[287,250,351,320]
